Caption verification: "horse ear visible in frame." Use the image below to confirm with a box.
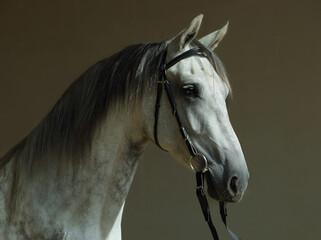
[199,22,229,51]
[168,14,203,52]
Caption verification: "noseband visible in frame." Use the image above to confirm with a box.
[154,41,241,240]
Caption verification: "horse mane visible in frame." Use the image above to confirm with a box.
[0,42,167,174]
[0,40,230,176]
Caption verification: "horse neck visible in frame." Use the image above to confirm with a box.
[8,105,148,239]
[68,106,147,236]
[88,107,147,203]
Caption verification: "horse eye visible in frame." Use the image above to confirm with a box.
[182,85,197,97]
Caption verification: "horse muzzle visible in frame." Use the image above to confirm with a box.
[205,168,249,203]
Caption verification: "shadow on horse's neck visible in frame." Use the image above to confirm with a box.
[68,106,147,208]
[78,109,147,236]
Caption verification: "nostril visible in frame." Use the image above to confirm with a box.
[229,176,239,196]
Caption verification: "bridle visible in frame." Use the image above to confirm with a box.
[154,40,241,240]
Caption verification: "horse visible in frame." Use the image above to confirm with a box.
[0,14,249,240]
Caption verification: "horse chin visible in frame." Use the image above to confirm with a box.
[206,180,220,201]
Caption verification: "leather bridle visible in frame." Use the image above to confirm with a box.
[154,40,241,240]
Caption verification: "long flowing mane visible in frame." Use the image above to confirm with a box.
[0,40,229,175]
[0,42,167,173]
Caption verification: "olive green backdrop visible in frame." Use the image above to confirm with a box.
[1,0,320,239]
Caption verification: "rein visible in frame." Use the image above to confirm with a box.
[154,42,241,240]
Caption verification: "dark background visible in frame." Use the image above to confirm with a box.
[1,0,320,239]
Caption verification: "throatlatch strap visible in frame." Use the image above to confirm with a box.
[154,80,167,151]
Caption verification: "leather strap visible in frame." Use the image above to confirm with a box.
[163,80,197,156]
[219,202,241,240]
[154,47,207,154]
[196,171,219,240]
[196,172,241,240]
[154,47,205,152]
[165,47,206,69]
[154,78,167,151]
